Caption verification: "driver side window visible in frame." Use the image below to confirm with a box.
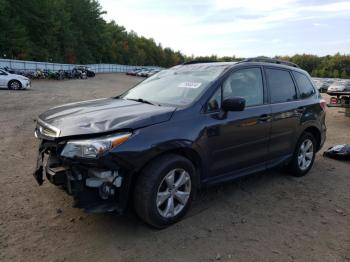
[222,68,264,107]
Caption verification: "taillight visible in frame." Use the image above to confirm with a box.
[320,99,327,110]
[330,97,338,104]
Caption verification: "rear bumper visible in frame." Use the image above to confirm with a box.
[320,126,326,150]
[319,113,327,151]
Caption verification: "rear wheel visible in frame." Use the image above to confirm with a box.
[133,154,195,228]
[288,132,316,177]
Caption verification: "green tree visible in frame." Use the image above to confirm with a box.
[1,0,349,72]
[341,70,347,79]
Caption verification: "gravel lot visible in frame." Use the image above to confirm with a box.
[0,74,349,262]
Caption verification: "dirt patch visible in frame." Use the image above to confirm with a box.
[0,74,349,262]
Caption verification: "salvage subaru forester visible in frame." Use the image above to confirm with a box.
[33,58,326,228]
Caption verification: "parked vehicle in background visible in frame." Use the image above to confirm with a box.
[136,69,148,77]
[313,78,331,93]
[71,68,87,79]
[126,68,161,77]
[126,68,142,75]
[73,66,95,77]
[327,80,350,109]
[135,68,148,76]
[0,69,31,90]
[136,68,159,77]
[145,69,161,77]
[33,58,326,228]
[327,81,350,93]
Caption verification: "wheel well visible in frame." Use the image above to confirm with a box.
[165,148,202,170]
[126,148,203,210]
[303,126,321,150]
[141,148,202,180]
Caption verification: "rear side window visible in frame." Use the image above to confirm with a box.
[266,68,297,103]
[293,71,316,98]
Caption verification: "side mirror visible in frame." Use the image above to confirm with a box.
[222,97,245,111]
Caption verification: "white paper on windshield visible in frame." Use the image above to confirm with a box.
[178,82,202,89]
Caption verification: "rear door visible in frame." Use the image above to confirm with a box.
[265,67,300,161]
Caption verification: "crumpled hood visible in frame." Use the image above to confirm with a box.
[38,98,176,138]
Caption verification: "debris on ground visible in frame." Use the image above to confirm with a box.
[323,144,350,161]
[335,208,346,216]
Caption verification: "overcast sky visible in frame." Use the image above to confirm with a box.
[99,0,350,57]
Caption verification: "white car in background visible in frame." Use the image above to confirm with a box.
[0,69,31,90]
[327,81,350,93]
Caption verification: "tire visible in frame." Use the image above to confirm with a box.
[8,80,22,90]
[288,132,316,177]
[134,154,196,228]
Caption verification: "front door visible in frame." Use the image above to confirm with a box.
[206,67,271,178]
[0,70,8,87]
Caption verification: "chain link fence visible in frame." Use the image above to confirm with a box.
[0,59,162,73]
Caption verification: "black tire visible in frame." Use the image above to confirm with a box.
[133,154,196,228]
[288,132,316,177]
[8,80,22,90]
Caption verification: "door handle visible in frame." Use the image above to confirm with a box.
[258,114,271,122]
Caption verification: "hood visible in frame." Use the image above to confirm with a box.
[37,98,176,138]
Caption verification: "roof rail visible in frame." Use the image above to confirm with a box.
[183,60,217,65]
[240,57,300,68]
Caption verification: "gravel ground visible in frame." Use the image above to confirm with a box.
[0,73,349,262]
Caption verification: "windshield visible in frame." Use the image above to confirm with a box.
[121,64,229,106]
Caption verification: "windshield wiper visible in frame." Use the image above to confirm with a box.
[127,98,160,106]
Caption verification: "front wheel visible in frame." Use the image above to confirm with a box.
[134,154,195,228]
[288,132,316,177]
[8,80,22,90]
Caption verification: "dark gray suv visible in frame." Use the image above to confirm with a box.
[33,58,326,228]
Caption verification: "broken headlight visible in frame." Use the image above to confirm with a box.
[61,132,131,159]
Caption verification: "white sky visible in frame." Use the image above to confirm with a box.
[99,0,350,57]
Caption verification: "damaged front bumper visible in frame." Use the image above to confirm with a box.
[33,140,131,214]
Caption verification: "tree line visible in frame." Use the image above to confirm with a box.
[0,0,349,78]
[276,54,350,79]
[188,54,350,79]
[0,0,185,67]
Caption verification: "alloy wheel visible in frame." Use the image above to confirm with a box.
[10,81,20,90]
[156,168,191,218]
[298,139,314,171]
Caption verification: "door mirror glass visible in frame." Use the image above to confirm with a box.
[222,97,245,111]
